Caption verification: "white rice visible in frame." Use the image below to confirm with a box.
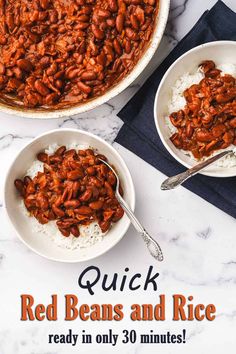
[20,143,105,250]
[166,63,236,167]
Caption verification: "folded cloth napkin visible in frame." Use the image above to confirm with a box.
[115,0,236,219]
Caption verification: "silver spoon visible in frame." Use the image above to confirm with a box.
[99,159,163,261]
[161,150,233,191]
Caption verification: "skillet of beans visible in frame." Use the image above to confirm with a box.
[169,60,236,159]
[0,0,159,109]
[14,146,124,237]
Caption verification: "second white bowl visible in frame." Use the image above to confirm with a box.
[154,41,236,177]
[4,129,135,262]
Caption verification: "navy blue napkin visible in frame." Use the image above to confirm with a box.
[115,0,236,218]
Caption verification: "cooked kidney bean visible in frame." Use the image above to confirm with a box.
[0,0,159,109]
[169,61,236,159]
[14,179,25,197]
[14,146,124,237]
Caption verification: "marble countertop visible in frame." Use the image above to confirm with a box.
[0,1,236,353]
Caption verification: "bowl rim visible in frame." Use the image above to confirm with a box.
[154,40,236,178]
[0,0,170,119]
[4,128,136,262]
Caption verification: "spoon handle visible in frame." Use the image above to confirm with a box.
[116,193,163,261]
[161,150,232,191]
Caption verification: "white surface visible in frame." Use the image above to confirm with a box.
[154,41,236,177]
[4,129,135,262]
[0,1,236,353]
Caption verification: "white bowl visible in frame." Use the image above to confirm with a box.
[154,41,236,178]
[0,0,170,119]
[4,129,135,262]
